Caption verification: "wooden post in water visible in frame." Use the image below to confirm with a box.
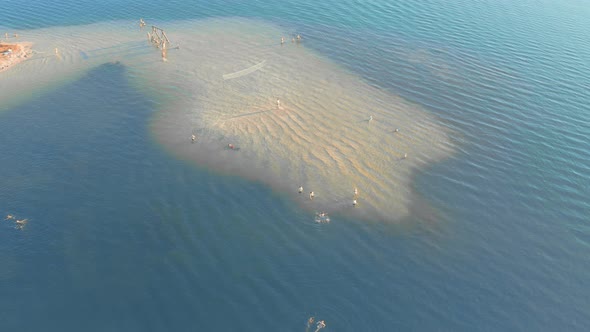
[161,31,171,45]
[161,41,167,62]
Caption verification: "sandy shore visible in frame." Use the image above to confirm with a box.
[0,42,32,72]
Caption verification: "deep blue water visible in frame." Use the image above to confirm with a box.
[1,0,589,331]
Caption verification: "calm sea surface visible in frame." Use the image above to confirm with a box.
[1,0,589,331]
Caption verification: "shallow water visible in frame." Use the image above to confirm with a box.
[0,18,453,221]
[1,0,590,331]
[147,19,453,221]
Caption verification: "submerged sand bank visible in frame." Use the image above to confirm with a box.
[145,19,455,221]
[0,18,454,221]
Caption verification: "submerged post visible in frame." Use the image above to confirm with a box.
[161,41,167,61]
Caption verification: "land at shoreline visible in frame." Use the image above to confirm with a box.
[0,42,32,72]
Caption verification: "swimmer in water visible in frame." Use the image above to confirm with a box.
[15,219,28,229]
[298,186,304,194]
[395,128,400,133]
[191,134,196,143]
[315,320,326,332]
[297,34,302,41]
[403,153,407,159]
[309,191,315,200]
[5,214,15,220]
[228,143,235,150]
[306,317,315,332]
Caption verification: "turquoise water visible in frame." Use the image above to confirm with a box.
[1,0,590,330]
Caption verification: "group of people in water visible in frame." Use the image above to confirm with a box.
[299,184,361,223]
[281,34,302,45]
[190,133,242,151]
[298,186,317,201]
[4,214,28,230]
[306,317,326,332]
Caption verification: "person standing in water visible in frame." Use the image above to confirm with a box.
[298,186,304,194]
[281,37,285,44]
[306,317,315,332]
[191,134,196,143]
[309,191,315,200]
[276,98,281,110]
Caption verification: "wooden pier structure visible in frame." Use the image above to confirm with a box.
[147,25,171,61]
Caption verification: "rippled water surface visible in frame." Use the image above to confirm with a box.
[1,0,589,331]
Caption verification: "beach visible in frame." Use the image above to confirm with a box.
[0,42,32,72]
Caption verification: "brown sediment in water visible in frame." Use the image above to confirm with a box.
[0,42,32,72]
